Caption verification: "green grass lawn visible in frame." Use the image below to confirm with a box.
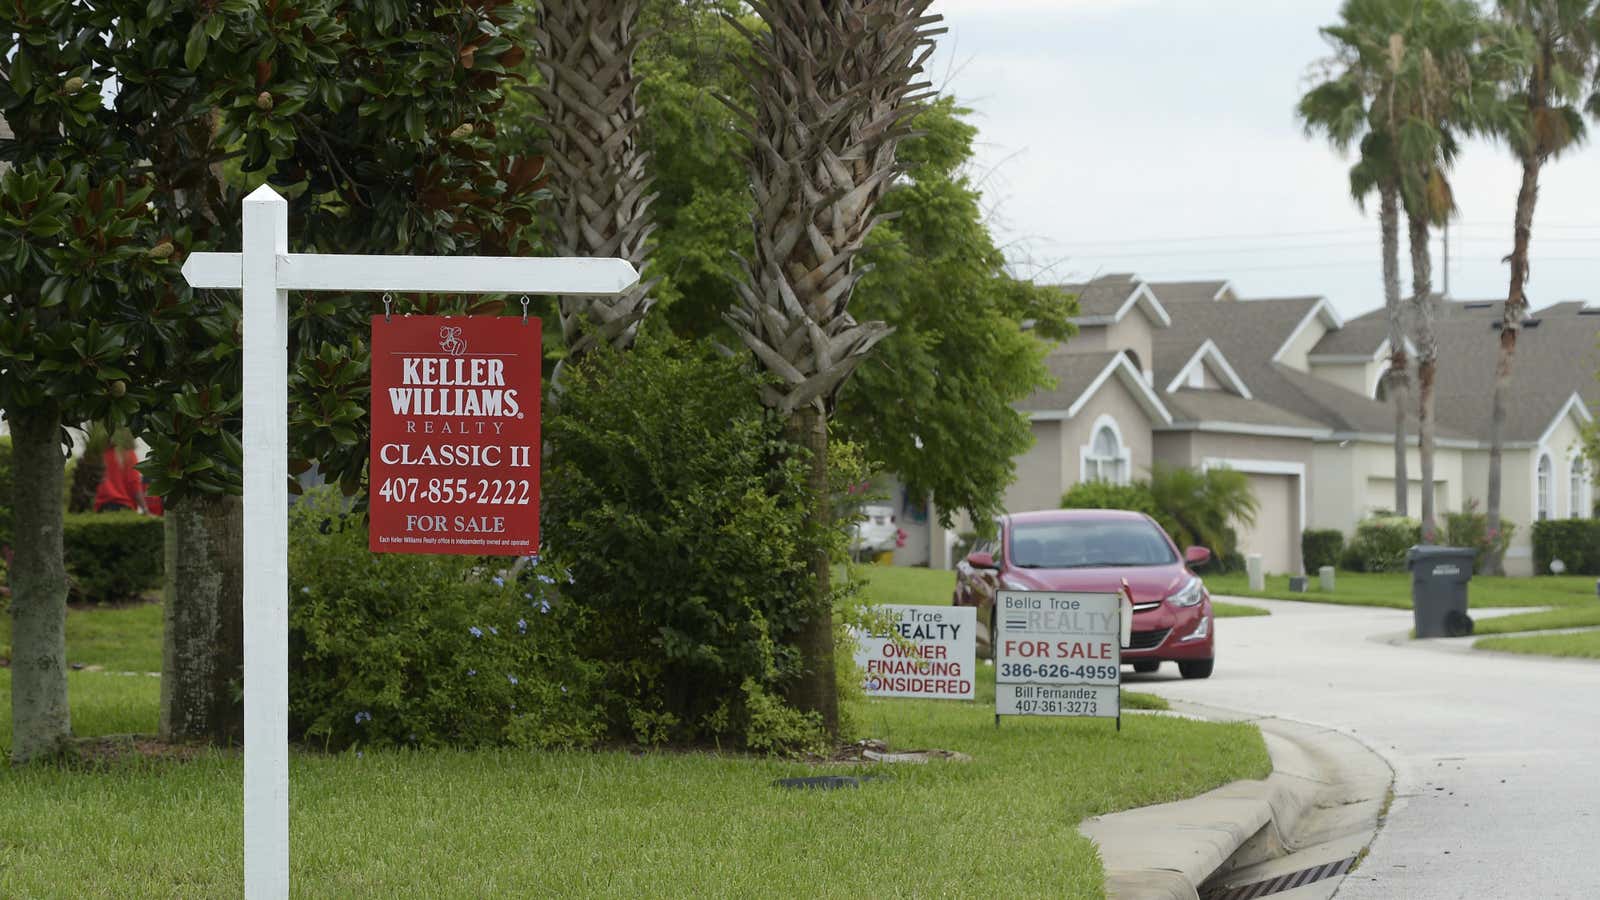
[855,564,1269,617]
[1204,571,1596,610]
[1472,605,1600,636]
[0,599,164,673]
[1,598,1270,898]
[1474,630,1600,660]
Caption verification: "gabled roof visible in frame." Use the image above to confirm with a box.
[1270,297,1344,363]
[1053,274,1171,327]
[1160,389,1328,436]
[1147,280,1235,304]
[1430,308,1600,444]
[1018,350,1173,426]
[1160,339,1252,399]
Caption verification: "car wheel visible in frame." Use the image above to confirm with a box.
[1178,659,1214,680]
[1132,660,1159,674]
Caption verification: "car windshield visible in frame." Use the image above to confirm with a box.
[1008,519,1177,568]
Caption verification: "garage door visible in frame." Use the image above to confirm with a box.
[1237,473,1298,575]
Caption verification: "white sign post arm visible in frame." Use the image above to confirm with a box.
[241,185,291,900]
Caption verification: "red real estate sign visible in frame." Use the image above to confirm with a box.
[368,315,541,555]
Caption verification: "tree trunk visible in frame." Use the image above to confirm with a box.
[784,406,839,736]
[7,404,71,763]
[1380,184,1409,516]
[1407,212,1437,541]
[160,493,245,745]
[1486,155,1541,575]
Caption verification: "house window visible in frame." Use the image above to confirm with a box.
[1573,456,1590,519]
[1083,422,1128,484]
[1536,454,1553,521]
[1187,364,1205,389]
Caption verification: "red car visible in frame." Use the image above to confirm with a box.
[954,509,1216,679]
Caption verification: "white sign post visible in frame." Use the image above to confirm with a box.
[994,590,1123,728]
[851,604,976,700]
[182,185,638,900]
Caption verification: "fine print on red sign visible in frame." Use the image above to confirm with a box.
[368,315,541,555]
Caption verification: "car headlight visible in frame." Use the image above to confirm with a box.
[1167,576,1205,608]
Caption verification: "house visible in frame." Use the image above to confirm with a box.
[894,274,1597,576]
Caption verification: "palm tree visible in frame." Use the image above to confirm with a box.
[1300,5,1412,516]
[726,0,942,734]
[530,0,659,383]
[1385,0,1486,542]
[1483,0,1599,573]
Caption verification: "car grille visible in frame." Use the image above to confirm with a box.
[1128,628,1170,651]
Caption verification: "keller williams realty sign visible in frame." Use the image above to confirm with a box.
[368,315,541,555]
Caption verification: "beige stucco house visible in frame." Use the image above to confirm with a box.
[894,274,1597,577]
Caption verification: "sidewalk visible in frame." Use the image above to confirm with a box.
[1081,703,1393,900]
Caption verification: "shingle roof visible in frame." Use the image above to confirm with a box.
[1014,350,1124,413]
[1148,280,1232,305]
[1050,274,1140,319]
[1150,332,1210,391]
[1163,388,1328,432]
[1430,309,1600,443]
[1162,295,1474,439]
[1310,314,1393,358]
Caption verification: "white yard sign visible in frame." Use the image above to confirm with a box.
[994,590,1123,723]
[852,604,976,700]
[182,185,637,900]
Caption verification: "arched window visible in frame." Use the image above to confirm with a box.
[1536,454,1553,521]
[1081,417,1130,484]
[1572,455,1590,519]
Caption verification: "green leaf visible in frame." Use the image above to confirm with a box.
[184,21,209,70]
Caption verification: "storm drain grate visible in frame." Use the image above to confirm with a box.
[1201,855,1358,900]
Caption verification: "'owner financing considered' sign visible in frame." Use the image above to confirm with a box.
[995,590,1121,720]
[853,605,976,700]
[369,315,541,555]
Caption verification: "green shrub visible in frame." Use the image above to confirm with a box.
[1062,466,1258,561]
[287,489,602,750]
[62,511,164,604]
[1531,519,1600,576]
[1340,516,1421,573]
[1061,480,1161,518]
[1442,500,1515,574]
[542,337,837,751]
[1301,529,1344,572]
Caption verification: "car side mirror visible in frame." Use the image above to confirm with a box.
[966,550,997,570]
[1184,546,1212,568]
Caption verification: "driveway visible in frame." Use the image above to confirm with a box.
[1128,597,1600,900]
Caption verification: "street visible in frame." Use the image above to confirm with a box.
[1130,598,1600,900]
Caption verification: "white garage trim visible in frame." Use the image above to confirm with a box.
[1200,457,1308,532]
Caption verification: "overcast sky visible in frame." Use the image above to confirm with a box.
[928,0,1600,320]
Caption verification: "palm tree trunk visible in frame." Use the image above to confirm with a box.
[784,406,838,735]
[6,403,71,763]
[1380,184,1408,516]
[160,493,245,745]
[1407,211,1438,541]
[1486,155,1540,574]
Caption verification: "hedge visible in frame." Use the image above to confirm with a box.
[1300,529,1344,572]
[1531,519,1600,576]
[1340,516,1421,573]
[63,511,165,604]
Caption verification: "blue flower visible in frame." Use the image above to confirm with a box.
[560,684,568,694]
[493,576,505,587]
[539,599,552,615]
[301,586,310,595]
[489,626,498,636]
[517,618,527,634]
[354,711,371,725]
[524,592,533,600]
[469,626,484,639]
[507,674,518,685]
[468,669,477,677]
[537,574,556,585]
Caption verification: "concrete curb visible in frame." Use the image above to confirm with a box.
[1079,704,1393,900]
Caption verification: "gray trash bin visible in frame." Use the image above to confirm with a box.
[1407,546,1475,638]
